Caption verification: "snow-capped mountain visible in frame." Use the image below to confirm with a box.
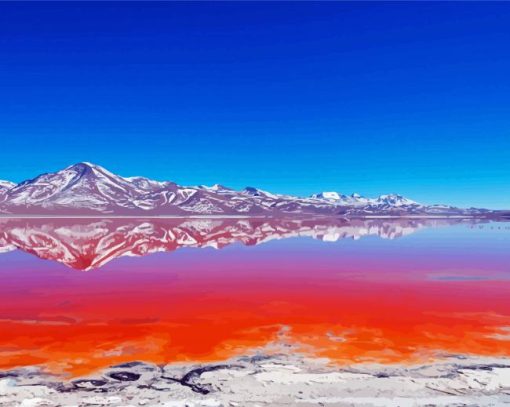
[0,217,475,270]
[375,194,417,207]
[311,192,372,207]
[0,162,497,217]
[0,180,15,190]
[0,180,16,204]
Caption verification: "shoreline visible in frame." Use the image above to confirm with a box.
[1,352,510,406]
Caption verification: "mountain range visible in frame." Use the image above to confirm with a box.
[0,162,501,217]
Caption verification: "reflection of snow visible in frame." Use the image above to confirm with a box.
[0,217,479,271]
[0,244,16,254]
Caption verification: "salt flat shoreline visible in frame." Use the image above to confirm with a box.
[1,352,510,406]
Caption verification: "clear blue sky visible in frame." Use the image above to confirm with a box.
[0,2,509,208]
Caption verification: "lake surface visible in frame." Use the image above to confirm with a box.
[1,217,509,377]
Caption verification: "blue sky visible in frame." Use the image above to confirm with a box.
[0,2,509,208]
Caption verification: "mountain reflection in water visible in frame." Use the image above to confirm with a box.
[0,217,480,270]
[0,217,509,376]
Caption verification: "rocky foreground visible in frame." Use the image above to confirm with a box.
[1,353,510,407]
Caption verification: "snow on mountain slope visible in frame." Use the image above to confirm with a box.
[311,192,372,206]
[0,180,16,190]
[375,194,418,207]
[3,163,186,214]
[5,163,141,211]
[311,191,343,201]
[0,162,497,217]
[123,176,172,191]
[0,180,16,204]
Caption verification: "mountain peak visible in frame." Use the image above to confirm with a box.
[0,180,16,190]
[74,161,96,167]
[242,186,278,199]
[376,194,417,206]
[199,183,230,191]
[65,162,118,177]
[311,192,344,201]
[65,161,99,171]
